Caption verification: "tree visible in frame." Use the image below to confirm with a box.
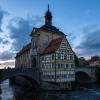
[96,67,100,85]
[74,54,79,67]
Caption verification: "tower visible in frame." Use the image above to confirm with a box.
[45,4,52,26]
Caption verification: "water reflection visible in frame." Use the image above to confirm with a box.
[13,86,100,100]
[13,86,41,100]
[0,79,14,100]
[1,80,100,100]
[13,87,72,100]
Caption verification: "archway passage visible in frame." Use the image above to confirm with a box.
[32,58,37,68]
[75,71,91,83]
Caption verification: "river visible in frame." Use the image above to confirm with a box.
[0,79,100,100]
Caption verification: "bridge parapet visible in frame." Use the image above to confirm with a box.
[0,68,40,84]
[75,66,96,82]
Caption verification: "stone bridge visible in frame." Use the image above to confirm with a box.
[0,68,41,87]
[75,67,96,83]
[0,67,97,86]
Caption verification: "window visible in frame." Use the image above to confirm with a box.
[70,74,74,78]
[52,64,55,68]
[58,64,60,68]
[44,65,46,69]
[42,64,44,68]
[66,64,69,68]
[67,50,70,54]
[58,53,60,59]
[61,64,64,68]
[43,35,49,44]
[56,54,58,59]
[60,49,65,53]
[46,57,50,62]
[48,64,52,69]
[61,54,64,59]
[52,54,55,60]
[67,55,70,60]
[70,55,74,60]
[64,54,67,60]
[71,64,74,68]
[67,43,70,49]
[67,55,69,60]
[42,56,44,60]
[69,64,72,68]
[62,42,66,46]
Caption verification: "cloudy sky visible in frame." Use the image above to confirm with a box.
[0,0,100,68]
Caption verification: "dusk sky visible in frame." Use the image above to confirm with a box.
[0,0,100,68]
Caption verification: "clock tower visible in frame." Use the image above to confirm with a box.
[45,4,52,26]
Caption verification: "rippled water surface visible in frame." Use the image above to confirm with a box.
[1,80,100,100]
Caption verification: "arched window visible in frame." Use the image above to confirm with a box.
[43,35,49,44]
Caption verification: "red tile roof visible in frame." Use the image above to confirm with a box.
[15,43,31,58]
[89,55,100,62]
[42,37,63,55]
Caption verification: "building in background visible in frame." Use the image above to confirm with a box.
[79,56,100,67]
[89,55,100,67]
[79,57,89,67]
[15,5,75,89]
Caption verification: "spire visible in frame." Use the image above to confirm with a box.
[45,4,52,26]
[48,4,50,11]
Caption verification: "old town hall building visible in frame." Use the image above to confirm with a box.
[15,5,75,89]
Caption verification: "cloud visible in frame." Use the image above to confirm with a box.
[0,37,9,45]
[0,37,3,42]
[0,6,42,64]
[0,51,15,61]
[0,59,15,68]
[7,16,41,51]
[0,7,7,32]
[76,25,100,57]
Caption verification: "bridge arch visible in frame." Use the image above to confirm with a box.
[75,71,91,83]
[9,73,40,90]
[0,69,40,90]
